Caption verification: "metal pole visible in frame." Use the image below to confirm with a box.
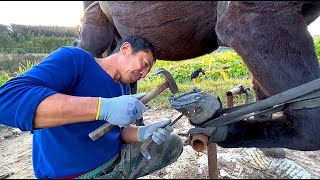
[190,134,219,179]
[208,143,218,179]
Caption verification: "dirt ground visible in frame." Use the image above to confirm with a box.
[1,107,320,179]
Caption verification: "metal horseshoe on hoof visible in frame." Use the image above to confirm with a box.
[169,88,222,125]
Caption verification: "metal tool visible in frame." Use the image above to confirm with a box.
[140,113,184,160]
[89,68,179,141]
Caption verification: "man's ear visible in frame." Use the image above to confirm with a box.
[120,42,132,55]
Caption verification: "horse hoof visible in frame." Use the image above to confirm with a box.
[259,148,286,158]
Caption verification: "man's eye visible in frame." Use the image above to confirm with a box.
[142,60,148,67]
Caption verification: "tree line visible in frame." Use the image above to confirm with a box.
[0,24,79,54]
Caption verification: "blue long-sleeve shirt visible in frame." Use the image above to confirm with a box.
[0,46,130,178]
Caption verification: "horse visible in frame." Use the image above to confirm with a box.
[76,1,320,152]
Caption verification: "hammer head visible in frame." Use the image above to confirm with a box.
[153,68,178,94]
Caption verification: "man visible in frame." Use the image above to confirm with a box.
[0,35,183,179]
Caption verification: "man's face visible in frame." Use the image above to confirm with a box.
[119,43,155,83]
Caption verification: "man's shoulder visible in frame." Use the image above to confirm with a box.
[59,46,91,55]
[49,46,94,61]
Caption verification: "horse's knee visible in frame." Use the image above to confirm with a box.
[252,77,269,101]
[166,133,184,162]
[215,2,241,47]
[78,1,116,57]
[148,133,183,165]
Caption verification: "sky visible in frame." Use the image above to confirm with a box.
[0,1,83,27]
[0,1,319,35]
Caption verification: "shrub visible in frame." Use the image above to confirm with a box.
[314,36,320,60]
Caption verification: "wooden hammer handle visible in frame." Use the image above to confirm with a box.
[88,123,115,141]
[89,81,169,141]
[139,81,169,104]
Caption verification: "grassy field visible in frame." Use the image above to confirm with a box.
[0,50,253,109]
[137,77,252,109]
[1,36,319,109]
[135,48,253,108]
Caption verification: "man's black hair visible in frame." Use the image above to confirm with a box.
[111,35,157,61]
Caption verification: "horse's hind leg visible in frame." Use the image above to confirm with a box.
[215,2,320,150]
[77,1,116,58]
[252,77,286,158]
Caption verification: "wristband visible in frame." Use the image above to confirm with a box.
[137,127,142,142]
[95,97,102,120]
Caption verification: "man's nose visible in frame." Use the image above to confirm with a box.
[140,68,149,78]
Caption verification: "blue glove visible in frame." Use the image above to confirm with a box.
[97,93,146,127]
[138,119,174,144]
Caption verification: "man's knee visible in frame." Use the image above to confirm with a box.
[165,133,183,162]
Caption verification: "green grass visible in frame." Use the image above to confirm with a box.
[136,48,253,109]
[0,53,47,59]
[0,60,39,84]
[138,77,253,109]
[1,36,319,110]
[143,50,250,84]
[137,36,320,109]
[0,72,10,85]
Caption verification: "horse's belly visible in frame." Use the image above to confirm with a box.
[106,1,219,60]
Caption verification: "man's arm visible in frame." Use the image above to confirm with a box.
[0,47,89,131]
[34,93,146,129]
[0,48,145,131]
[33,93,98,129]
[121,124,140,143]
[121,120,174,144]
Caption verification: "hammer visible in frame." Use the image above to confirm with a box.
[89,68,179,141]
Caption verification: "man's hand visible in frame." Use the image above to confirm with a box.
[97,94,146,127]
[138,119,174,144]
